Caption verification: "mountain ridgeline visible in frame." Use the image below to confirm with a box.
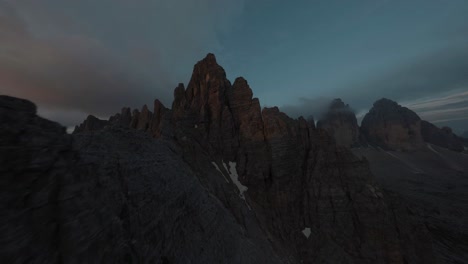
[3,53,467,263]
[316,98,467,152]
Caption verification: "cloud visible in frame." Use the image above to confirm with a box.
[280,96,334,121]
[401,90,468,133]
[0,0,246,127]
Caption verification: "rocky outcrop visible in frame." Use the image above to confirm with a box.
[361,98,425,151]
[73,115,108,133]
[421,121,464,152]
[75,100,169,139]
[317,98,360,147]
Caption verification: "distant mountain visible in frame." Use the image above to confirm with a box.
[0,54,437,263]
[316,98,360,147]
[361,98,425,151]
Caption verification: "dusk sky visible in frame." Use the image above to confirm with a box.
[1,0,468,133]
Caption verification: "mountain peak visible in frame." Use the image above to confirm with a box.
[362,98,424,150]
[373,98,399,108]
[202,53,217,64]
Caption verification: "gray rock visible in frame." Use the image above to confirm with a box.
[421,121,464,152]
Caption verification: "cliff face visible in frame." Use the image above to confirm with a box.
[317,98,360,147]
[3,54,435,263]
[361,98,425,151]
[421,121,464,152]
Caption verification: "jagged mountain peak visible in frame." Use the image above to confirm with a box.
[71,55,435,263]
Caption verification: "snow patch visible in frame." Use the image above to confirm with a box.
[194,124,198,128]
[211,162,229,182]
[302,227,311,239]
[224,161,251,210]
[427,144,441,156]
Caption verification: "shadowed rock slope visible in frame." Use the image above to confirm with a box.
[352,146,468,264]
[2,54,435,263]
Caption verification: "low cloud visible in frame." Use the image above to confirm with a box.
[280,96,333,121]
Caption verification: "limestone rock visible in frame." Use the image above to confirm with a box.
[421,121,464,152]
[136,104,153,131]
[361,98,425,151]
[130,109,140,129]
[73,115,108,133]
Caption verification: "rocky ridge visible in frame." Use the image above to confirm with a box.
[420,121,464,152]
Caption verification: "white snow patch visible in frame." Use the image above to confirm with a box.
[211,162,229,183]
[302,227,311,239]
[222,162,229,173]
[224,161,251,210]
[194,124,198,128]
[427,143,441,156]
[227,162,248,198]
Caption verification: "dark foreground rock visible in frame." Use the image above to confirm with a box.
[0,95,283,263]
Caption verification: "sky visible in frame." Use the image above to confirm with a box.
[1,0,468,133]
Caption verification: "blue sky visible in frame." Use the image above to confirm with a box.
[1,0,468,132]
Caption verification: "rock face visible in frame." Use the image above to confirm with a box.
[361,98,425,151]
[75,100,169,138]
[74,115,108,133]
[317,98,360,147]
[421,121,464,152]
[352,145,468,264]
[2,55,436,263]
